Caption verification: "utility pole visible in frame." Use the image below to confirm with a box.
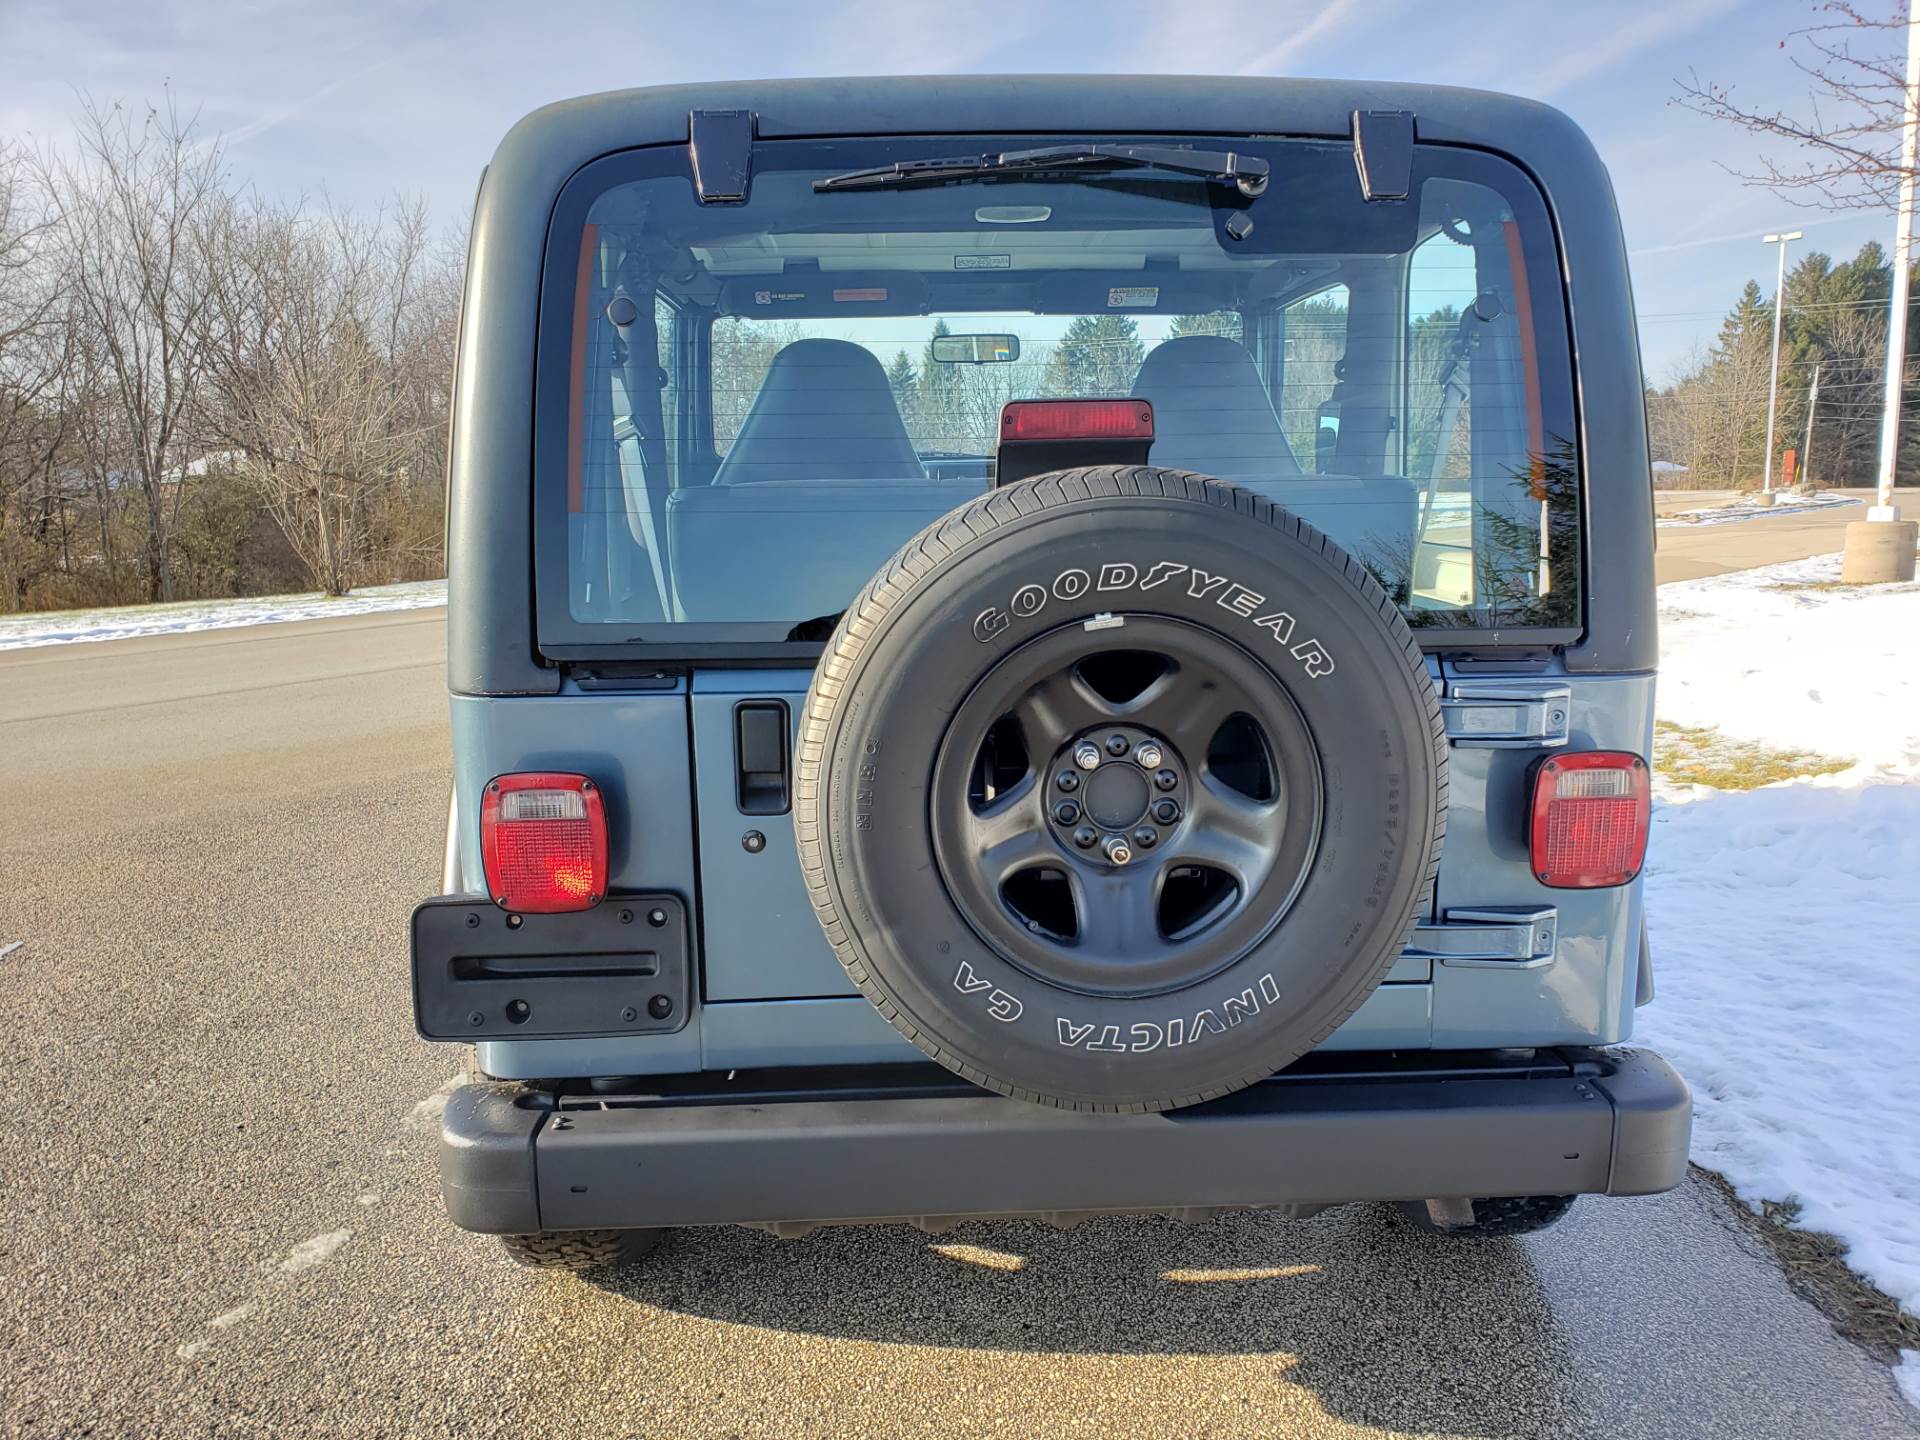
[1803,362,1821,489]
[1873,12,1920,518]
[1761,229,1802,498]
[1845,11,1920,581]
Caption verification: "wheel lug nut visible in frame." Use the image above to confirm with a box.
[1072,825,1098,848]
[1104,733,1130,757]
[1154,768,1178,792]
[1054,801,1081,825]
[1151,797,1181,824]
[1132,827,1158,849]
[1135,743,1164,770]
[1102,835,1132,865]
[1073,743,1101,771]
[1055,771,1081,793]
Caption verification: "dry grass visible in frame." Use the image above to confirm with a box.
[1698,1169,1920,1362]
[1653,720,1851,790]
[1766,578,1920,595]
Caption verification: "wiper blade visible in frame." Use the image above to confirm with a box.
[813,143,1270,197]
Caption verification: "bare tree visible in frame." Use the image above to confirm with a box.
[1674,3,1917,211]
[35,96,226,601]
[201,195,447,595]
[0,140,70,607]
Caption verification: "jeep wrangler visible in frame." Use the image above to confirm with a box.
[414,77,1690,1271]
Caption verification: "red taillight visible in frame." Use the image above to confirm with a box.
[479,772,608,913]
[999,399,1154,442]
[1529,751,1651,889]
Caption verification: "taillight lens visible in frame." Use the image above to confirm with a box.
[479,772,608,912]
[1529,751,1650,889]
[999,398,1155,441]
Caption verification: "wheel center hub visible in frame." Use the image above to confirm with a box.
[1045,725,1185,866]
[1083,764,1149,829]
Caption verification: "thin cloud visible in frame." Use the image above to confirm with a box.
[1530,0,1744,99]
[1631,210,1866,259]
[1236,0,1374,75]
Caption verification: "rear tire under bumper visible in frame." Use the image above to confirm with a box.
[438,1047,1690,1237]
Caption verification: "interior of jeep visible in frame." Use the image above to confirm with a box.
[553,136,1579,639]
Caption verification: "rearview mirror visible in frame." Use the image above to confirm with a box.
[931,333,1021,364]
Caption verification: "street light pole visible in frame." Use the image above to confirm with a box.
[1803,362,1821,488]
[1761,229,1802,498]
[1843,11,1920,582]
[1871,11,1920,520]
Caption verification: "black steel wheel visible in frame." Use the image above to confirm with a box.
[929,616,1322,998]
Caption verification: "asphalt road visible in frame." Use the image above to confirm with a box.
[1654,486,1920,583]
[3,610,1916,1440]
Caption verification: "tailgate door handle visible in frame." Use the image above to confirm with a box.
[734,701,791,815]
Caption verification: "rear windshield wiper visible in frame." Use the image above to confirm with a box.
[813,143,1270,198]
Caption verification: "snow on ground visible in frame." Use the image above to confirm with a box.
[0,580,446,651]
[1635,551,1920,1398]
[1656,553,1919,771]
[1657,491,1861,527]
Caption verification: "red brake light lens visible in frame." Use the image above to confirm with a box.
[1000,399,1155,441]
[1529,751,1650,889]
[479,772,608,913]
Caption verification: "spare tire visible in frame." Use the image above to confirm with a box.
[796,467,1446,1113]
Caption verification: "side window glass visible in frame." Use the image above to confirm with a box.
[1279,285,1348,472]
[1406,229,1479,483]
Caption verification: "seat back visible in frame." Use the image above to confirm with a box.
[714,338,924,485]
[1131,335,1302,480]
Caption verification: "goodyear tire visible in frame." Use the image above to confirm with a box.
[796,467,1446,1113]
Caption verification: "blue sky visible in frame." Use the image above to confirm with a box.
[0,0,1900,379]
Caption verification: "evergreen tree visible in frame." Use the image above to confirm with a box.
[1043,315,1145,396]
[1168,312,1243,341]
[885,350,918,440]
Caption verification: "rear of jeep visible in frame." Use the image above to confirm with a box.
[415,77,1689,1269]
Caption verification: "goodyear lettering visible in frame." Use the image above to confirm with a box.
[972,561,1337,680]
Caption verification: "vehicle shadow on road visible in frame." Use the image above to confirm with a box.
[581,1202,1576,1436]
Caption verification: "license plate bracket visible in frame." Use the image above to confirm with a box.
[411,895,692,1040]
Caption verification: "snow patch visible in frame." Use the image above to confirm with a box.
[1657,492,1860,527]
[208,1302,255,1330]
[0,580,445,651]
[277,1230,351,1273]
[1658,553,1919,774]
[1642,554,1920,1373]
[1897,1352,1920,1410]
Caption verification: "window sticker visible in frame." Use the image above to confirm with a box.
[1107,286,1159,308]
[955,254,1013,270]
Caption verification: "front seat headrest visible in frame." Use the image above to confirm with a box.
[1131,335,1301,480]
[714,337,924,484]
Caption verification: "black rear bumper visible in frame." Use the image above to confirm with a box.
[440,1048,1690,1235]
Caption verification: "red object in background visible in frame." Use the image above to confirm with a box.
[479,772,608,912]
[1781,448,1798,489]
[1529,751,1651,889]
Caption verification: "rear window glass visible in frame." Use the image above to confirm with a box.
[538,135,1578,647]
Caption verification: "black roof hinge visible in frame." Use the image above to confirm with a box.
[689,109,757,204]
[1350,110,1414,202]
